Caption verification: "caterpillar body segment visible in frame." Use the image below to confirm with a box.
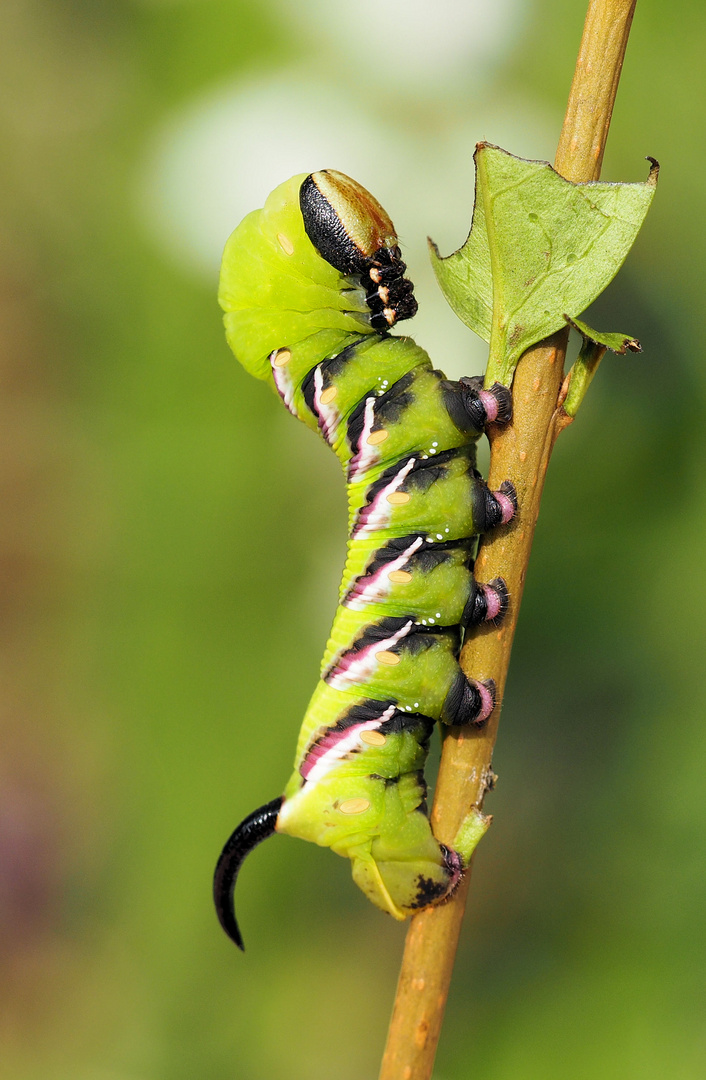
[215,170,516,949]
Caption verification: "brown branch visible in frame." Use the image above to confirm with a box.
[378,3,638,1078]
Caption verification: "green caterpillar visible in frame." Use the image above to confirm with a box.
[214,171,516,949]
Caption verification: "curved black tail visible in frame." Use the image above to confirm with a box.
[213,796,283,950]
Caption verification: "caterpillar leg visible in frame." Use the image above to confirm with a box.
[433,800,493,892]
[474,478,518,532]
[450,806,492,867]
[461,576,509,629]
[441,668,496,727]
[443,376,513,436]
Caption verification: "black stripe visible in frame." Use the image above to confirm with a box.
[355,447,472,509]
[323,618,459,682]
[300,336,371,416]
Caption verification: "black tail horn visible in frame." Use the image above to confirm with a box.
[213,796,283,951]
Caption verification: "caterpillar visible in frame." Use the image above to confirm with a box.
[214,170,517,949]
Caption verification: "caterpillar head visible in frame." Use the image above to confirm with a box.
[300,171,418,329]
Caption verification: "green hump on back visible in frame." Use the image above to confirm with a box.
[219,174,374,380]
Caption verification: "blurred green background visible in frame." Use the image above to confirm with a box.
[0,1,703,1077]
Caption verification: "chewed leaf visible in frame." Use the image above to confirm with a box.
[565,315,641,354]
[561,315,642,418]
[430,143,658,387]
[428,181,493,347]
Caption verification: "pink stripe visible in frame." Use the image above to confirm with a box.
[348,398,380,482]
[300,705,397,783]
[270,351,299,417]
[313,366,340,445]
[326,620,414,691]
[352,457,416,539]
[344,536,423,610]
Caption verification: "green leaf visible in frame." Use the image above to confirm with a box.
[429,143,658,387]
[564,315,641,355]
[562,316,641,418]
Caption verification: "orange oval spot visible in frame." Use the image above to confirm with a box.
[277,233,294,255]
[367,429,388,446]
[360,730,386,747]
[339,797,370,815]
[387,491,409,505]
[319,386,337,404]
[388,570,412,584]
[273,349,291,367]
[376,650,400,666]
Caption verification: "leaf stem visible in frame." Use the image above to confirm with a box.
[563,338,607,417]
[378,3,638,1078]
